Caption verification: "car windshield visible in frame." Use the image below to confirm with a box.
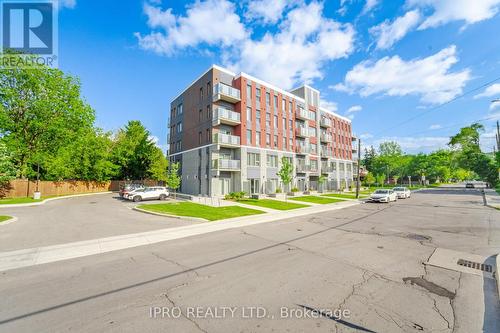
[393,187,405,191]
[133,188,145,192]
[374,190,389,194]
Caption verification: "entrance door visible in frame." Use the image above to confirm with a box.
[221,178,231,195]
[250,179,260,194]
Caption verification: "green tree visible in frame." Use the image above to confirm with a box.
[167,162,181,199]
[277,157,293,200]
[112,121,157,180]
[0,142,17,182]
[148,148,168,183]
[318,174,327,192]
[375,174,386,187]
[0,52,96,179]
[362,146,377,172]
[364,172,375,188]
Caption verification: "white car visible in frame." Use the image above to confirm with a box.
[128,187,169,202]
[123,186,144,199]
[369,189,397,203]
[393,187,411,199]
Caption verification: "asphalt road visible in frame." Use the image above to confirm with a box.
[0,194,197,251]
[1,187,499,332]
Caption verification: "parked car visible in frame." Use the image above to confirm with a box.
[128,186,169,202]
[465,183,474,188]
[120,184,144,198]
[369,189,397,203]
[393,187,411,199]
[123,187,145,200]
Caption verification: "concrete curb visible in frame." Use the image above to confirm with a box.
[0,216,18,226]
[132,207,209,222]
[0,200,360,272]
[0,191,113,209]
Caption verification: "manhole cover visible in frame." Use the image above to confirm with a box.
[457,259,492,272]
[407,234,431,241]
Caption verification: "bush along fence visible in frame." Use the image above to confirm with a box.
[0,179,162,199]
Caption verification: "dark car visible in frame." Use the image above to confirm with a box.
[119,184,144,197]
[465,183,474,188]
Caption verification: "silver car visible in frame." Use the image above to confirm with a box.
[393,187,411,199]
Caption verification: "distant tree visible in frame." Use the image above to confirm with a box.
[375,174,386,187]
[364,172,375,187]
[167,162,181,199]
[277,157,293,200]
[362,146,377,172]
[112,121,157,180]
[148,148,168,183]
[379,141,403,157]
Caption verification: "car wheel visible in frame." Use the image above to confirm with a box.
[159,194,167,201]
[133,196,142,202]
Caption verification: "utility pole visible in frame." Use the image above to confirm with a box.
[355,138,361,199]
[496,120,499,151]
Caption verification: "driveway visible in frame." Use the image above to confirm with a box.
[0,187,499,332]
[0,193,199,252]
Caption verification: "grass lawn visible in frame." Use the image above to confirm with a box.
[0,197,50,205]
[321,193,368,199]
[237,198,308,210]
[290,196,344,205]
[0,215,12,223]
[137,202,265,221]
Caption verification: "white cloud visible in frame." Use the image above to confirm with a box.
[245,0,294,24]
[226,1,355,89]
[491,101,500,110]
[372,136,449,153]
[362,0,379,15]
[474,83,500,99]
[429,124,442,130]
[407,0,500,29]
[360,133,374,139]
[136,0,247,56]
[370,10,421,49]
[334,45,471,104]
[347,105,362,113]
[320,100,338,112]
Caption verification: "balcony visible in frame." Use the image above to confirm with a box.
[295,107,308,120]
[212,158,241,171]
[213,133,240,147]
[213,83,241,103]
[295,144,310,154]
[212,107,241,126]
[321,148,333,158]
[321,163,334,173]
[320,117,332,128]
[296,164,308,172]
[295,126,309,137]
[320,132,332,142]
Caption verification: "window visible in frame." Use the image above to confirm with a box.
[177,123,182,133]
[266,92,270,105]
[274,135,278,147]
[198,131,202,145]
[274,115,278,128]
[199,109,202,122]
[206,128,210,142]
[266,133,271,146]
[247,107,252,122]
[289,101,292,112]
[283,118,287,131]
[199,87,203,101]
[207,105,211,119]
[289,138,293,149]
[256,131,261,146]
[247,130,252,144]
[178,104,183,115]
[283,137,287,149]
[248,153,260,166]
[246,84,252,99]
[309,126,316,136]
[274,95,278,109]
[207,82,211,96]
[311,160,318,171]
[309,111,315,120]
[282,98,286,111]
[256,110,261,121]
[267,155,278,168]
[256,88,261,99]
[171,107,176,118]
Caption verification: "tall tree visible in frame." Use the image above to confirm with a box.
[167,162,181,199]
[148,148,168,183]
[277,157,293,197]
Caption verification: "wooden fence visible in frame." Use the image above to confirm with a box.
[0,179,160,198]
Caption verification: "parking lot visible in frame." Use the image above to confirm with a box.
[0,193,199,252]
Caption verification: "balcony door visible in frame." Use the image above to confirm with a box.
[250,179,260,194]
[221,178,231,195]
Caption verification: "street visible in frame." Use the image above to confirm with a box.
[1,187,499,332]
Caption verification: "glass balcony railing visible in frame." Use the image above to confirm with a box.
[320,117,332,127]
[213,133,240,146]
[295,126,309,137]
[295,108,309,120]
[212,107,241,126]
[213,83,241,103]
[295,144,310,154]
[320,133,332,142]
[212,158,241,170]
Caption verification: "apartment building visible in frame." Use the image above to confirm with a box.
[168,65,356,197]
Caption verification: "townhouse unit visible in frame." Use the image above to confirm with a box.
[168,65,356,197]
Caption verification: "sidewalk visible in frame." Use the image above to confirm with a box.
[0,200,359,272]
[484,189,500,208]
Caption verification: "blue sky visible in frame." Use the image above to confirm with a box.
[57,0,500,153]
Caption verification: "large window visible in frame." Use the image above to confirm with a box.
[311,160,318,171]
[246,84,252,99]
[274,95,278,109]
[266,133,271,146]
[256,131,261,147]
[256,88,261,99]
[266,92,270,105]
[267,155,278,168]
[177,103,183,115]
[309,126,316,136]
[247,130,252,144]
[247,107,252,122]
[247,153,260,166]
[274,115,278,128]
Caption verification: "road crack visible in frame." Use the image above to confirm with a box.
[163,291,208,333]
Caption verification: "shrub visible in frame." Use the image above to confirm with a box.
[291,187,299,192]
[275,188,282,193]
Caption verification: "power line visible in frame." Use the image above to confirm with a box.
[372,75,500,137]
